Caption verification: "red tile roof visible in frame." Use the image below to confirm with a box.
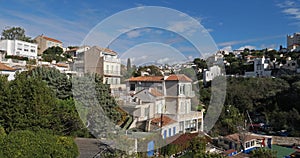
[56,63,68,68]
[223,149,237,155]
[41,35,62,44]
[166,132,211,145]
[128,76,164,82]
[93,46,117,55]
[225,133,263,143]
[166,74,192,82]
[151,115,176,127]
[0,63,15,71]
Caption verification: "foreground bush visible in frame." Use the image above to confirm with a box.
[0,130,78,158]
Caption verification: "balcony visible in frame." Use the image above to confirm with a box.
[103,56,120,63]
[104,70,121,76]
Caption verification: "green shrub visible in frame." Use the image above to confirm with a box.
[0,130,78,158]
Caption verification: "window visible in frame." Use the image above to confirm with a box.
[173,127,176,135]
[106,65,109,73]
[30,49,35,53]
[179,84,185,95]
[24,49,28,52]
[17,48,22,50]
[130,84,135,91]
[169,128,172,137]
[250,141,254,146]
[163,130,167,139]
[144,107,149,117]
[245,142,250,148]
[179,122,184,132]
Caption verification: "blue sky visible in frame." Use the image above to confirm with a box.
[1,0,300,61]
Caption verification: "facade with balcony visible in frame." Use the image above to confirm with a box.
[72,46,122,88]
[123,74,203,139]
[0,39,38,59]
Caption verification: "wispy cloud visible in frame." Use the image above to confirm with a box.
[0,9,89,46]
[218,35,284,47]
[167,19,200,36]
[277,0,300,25]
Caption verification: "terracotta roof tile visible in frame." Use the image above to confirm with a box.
[94,46,117,55]
[56,63,68,68]
[225,133,263,143]
[0,63,15,71]
[166,74,192,82]
[151,115,176,127]
[41,35,62,44]
[128,76,164,82]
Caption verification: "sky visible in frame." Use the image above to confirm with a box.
[1,0,300,63]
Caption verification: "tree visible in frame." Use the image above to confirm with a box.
[250,148,276,158]
[127,58,131,70]
[42,46,66,62]
[1,27,33,42]
[27,67,72,99]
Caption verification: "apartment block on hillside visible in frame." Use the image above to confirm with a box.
[34,35,63,55]
[0,39,38,59]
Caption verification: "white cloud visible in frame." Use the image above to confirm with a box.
[277,0,295,8]
[277,0,300,24]
[283,8,300,19]
[220,46,233,52]
[167,20,199,36]
[238,45,256,50]
[218,35,284,47]
[0,9,89,46]
[126,30,141,38]
[120,42,189,66]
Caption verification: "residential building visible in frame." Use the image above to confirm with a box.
[0,62,17,81]
[34,35,63,55]
[281,57,298,71]
[245,56,272,77]
[73,46,122,86]
[217,133,272,154]
[203,65,221,85]
[123,74,203,139]
[0,39,38,59]
[64,46,90,60]
[287,33,300,51]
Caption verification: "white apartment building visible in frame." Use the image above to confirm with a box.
[203,65,222,84]
[245,56,272,77]
[0,39,38,59]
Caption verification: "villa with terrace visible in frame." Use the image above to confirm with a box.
[121,74,204,139]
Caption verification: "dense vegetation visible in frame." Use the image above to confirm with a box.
[0,67,125,157]
[200,76,300,136]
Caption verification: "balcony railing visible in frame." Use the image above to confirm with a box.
[103,56,120,63]
[104,70,121,75]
